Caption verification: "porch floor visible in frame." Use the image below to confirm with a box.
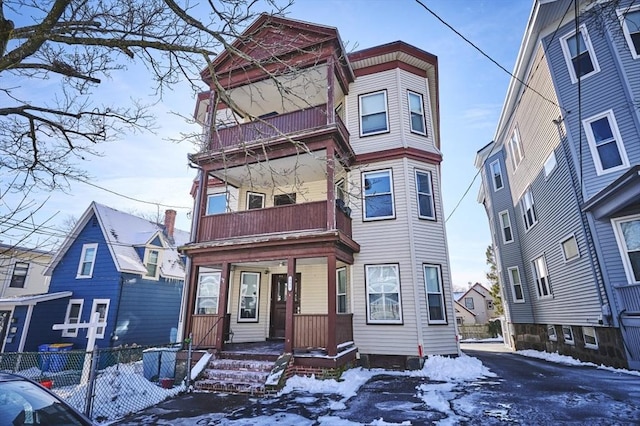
[223,340,285,356]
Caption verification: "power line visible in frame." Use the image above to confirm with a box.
[72,179,192,210]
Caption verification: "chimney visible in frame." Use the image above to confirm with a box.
[164,209,176,240]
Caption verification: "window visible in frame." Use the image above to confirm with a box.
[274,193,296,206]
[145,249,160,278]
[77,243,98,278]
[335,179,346,203]
[490,160,503,191]
[365,264,402,324]
[509,129,524,169]
[415,170,435,220]
[560,235,580,262]
[206,193,227,215]
[583,326,598,349]
[619,6,640,58]
[424,264,446,323]
[91,299,109,339]
[583,110,629,175]
[532,255,552,298]
[562,325,574,345]
[195,270,221,314]
[9,262,29,288]
[62,299,83,337]
[363,170,395,220]
[521,188,538,231]
[507,266,525,303]
[464,297,475,310]
[238,272,260,322]
[246,192,265,210]
[612,215,640,283]
[544,152,557,177]
[486,300,494,310]
[499,210,514,244]
[359,91,389,136]
[407,91,426,135]
[548,325,557,342]
[337,267,348,314]
[560,25,600,83]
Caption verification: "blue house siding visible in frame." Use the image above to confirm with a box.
[3,305,28,353]
[24,298,72,352]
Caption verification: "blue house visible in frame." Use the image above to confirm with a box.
[15,202,189,352]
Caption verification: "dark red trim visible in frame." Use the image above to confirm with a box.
[354,60,428,78]
[348,40,437,68]
[355,147,442,165]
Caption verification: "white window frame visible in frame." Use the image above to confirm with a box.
[337,267,348,314]
[508,128,524,170]
[507,266,525,303]
[195,270,221,315]
[543,152,557,178]
[532,255,552,299]
[415,170,435,220]
[362,169,395,221]
[424,264,447,324]
[490,160,504,191]
[359,90,389,136]
[90,298,110,339]
[9,262,29,288]
[547,324,558,342]
[521,188,538,231]
[206,192,228,215]
[76,243,98,279]
[62,299,84,338]
[499,210,514,244]
[562,325,574,345]
[582,110,630,175]
[611,214,640,284]
[238,272,260,322]
[582,326,599,349]
[144,248,161,279]
[560,234,580,262]
[365,264,403,324]
[407,91,427,135]
[618,5,640,59]
[464,297,474,310]
[246,191,265,210]
[559,24,601,84]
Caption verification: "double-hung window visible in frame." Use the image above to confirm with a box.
[490,160,503,190]
[359,91,389,136]
[424,264,446,323]
[77,243,98,278]
[532,255,552,298]
[560,25,600,83]
[337,267,348,314]
[9,262,29,288]
[145,249,160,278]
[362,170,395,220]
[206,193,227,215]
[365,264,402,324]
[521,188,538,231]
[246,192,265,210]
[507,266,525,303]
[619,6,640,59]
[407,91,426,135]
[464,297,474,310]
[91,299,109,339]
[583,110,629,175]
[612,214,640,283]
[195,269,221,314]
[238,272,260,322]
[62,299,83,337]
[499,210,514,244]
[415,170,435,220]
[509,129,524,169]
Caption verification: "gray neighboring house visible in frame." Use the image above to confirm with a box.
[476,0,640,370]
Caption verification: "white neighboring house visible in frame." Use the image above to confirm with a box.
[454,283,498,325]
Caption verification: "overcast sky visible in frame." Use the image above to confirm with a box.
[5,0,533,289]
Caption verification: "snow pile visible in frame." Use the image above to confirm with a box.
[280,367,382,399]
[517,350,640,376]
[410,353,496,381]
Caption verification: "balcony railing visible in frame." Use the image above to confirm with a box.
[615,283,640,314]
[209,105,346,151]
[197,200,352,242]
[293,313,354,350]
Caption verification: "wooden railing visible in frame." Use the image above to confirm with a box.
[336,313,354,346]
[615,283,640,314]
[293,313,353,350]
[192,314,221,348]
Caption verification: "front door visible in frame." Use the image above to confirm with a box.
[270,273,301,339]
[0,311,11,350]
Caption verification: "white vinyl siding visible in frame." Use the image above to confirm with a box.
[508,267,525,303]
[490,160,503,191]
[612,214,640,284]
[619,6,640,59]
[499,210,514,244]
[582,110,629,175]
[76,243,98,278]
[359,90,389,136]
[560,24,600,83]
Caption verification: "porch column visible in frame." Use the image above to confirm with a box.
[284,257,297,353]
[197,170,209,242]
[326,57,335,124]
[215,262,231,350]
[326,144,336,231]
[185,263,200,339]
[327,254,337,356]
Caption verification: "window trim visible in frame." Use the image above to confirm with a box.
[507,266,525,303]
[499,210,514,244]
[90,298,110,339]
[144,248,161,280]
[521,188,538,232]
[611,213,640,284]
[362,169,396,221]
[359,90,389,136]
[407,90,427,136]
[582,110,630,175]
[206,192,228,215]
[76,243,98,279]
[9,262,29,288]
[424,264,447,325]
[543,152,557,178]
[238,271,260,323]
[559,234,580,263]
[246,191,265,210]
[582,326,599,349]
[532,254,552,299]
[62,299,84,338]
[562,325,574,345]
[548,325,558,342]
[489,160,504,191]
[618,5,640,60]
[365,264,403,324]
[415,169,436,220]
[195,270,221,315]
[559,24,601,84]
[509,128,524,170]
[464,297,475,310]
[337,267,348,314]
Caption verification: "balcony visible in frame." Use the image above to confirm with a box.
[197,200,353,243]
[208,104,348,152]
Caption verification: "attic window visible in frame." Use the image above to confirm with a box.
[145,249,160,279]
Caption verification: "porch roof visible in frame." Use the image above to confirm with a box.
[583,165,640,219]
[0,291,72,308]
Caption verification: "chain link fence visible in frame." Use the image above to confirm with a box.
[0,342,189,423]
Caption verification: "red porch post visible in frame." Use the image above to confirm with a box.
[184,263,199,338]
[215,262,231,350]
[327,254,337,356]
[284,257,297,353]
[326,58,335,123]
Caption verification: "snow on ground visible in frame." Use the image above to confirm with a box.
[516,349,640,377]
